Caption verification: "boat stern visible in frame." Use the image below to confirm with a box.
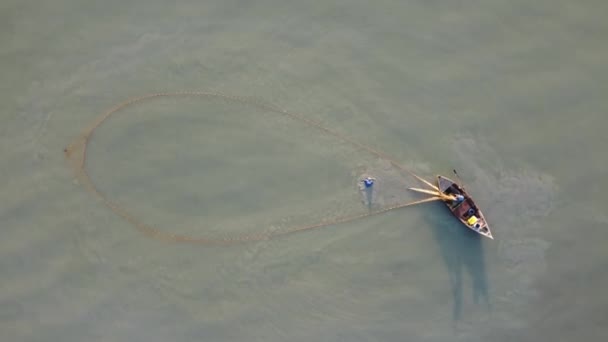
[465,215,493,239]
[482,227,494,239]
[476,224,493,239]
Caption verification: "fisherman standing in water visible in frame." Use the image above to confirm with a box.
[360,176,376,210]
[362,176,376,189]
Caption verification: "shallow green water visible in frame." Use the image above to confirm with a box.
[2,1,607,341]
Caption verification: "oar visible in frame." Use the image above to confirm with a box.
[407,187,456,201]
[407,187,443,197]
[399,196,445,207]
[405,170,440,191]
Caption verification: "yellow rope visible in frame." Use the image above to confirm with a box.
[65,91,436,245]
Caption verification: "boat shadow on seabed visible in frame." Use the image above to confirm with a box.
[430,211,492,322]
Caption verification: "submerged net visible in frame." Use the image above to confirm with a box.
[65,92,428,245]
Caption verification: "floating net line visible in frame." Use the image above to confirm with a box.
[65,91,430,245]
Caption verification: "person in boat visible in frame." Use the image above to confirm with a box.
[453,194,465,205]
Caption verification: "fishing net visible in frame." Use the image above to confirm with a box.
[65,92,426,245]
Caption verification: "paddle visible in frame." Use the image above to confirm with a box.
[410,172,440,192]
[407,187,456,201]
[453,169,466,189]
[407,187,443,196]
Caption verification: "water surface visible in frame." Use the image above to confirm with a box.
[2,1,607,341]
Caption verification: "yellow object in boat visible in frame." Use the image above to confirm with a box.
[467,215,478,226]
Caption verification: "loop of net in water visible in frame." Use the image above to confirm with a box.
[65,92,426,245]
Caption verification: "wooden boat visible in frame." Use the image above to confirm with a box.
[436,175,492,239]
[402,171,493,239]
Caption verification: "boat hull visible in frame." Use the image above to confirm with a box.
[437,175,493,239]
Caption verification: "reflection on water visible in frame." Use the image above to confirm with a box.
[430,209,491,321]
